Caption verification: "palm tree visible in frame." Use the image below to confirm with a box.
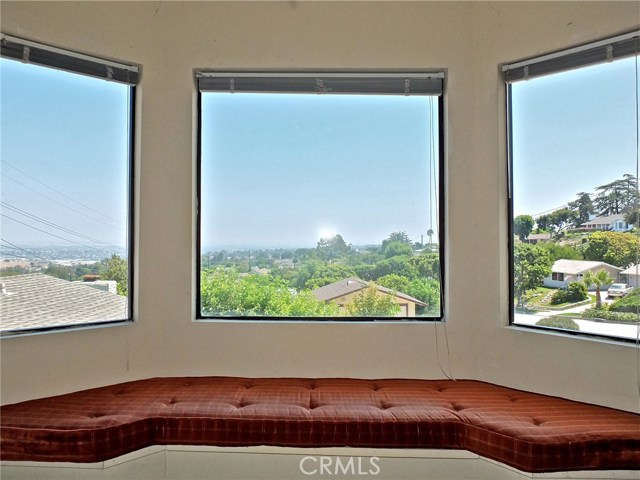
[582,269,614,309]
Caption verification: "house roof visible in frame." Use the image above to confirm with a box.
[581,214,625,227]
[0,273,128,333]
[312,277,427,306]
[551,259,622,275]
[620,264,640,276]
[525,233,551,241]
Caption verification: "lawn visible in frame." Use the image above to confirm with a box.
[522,288,594,310]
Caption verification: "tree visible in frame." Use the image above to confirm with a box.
[513,243,552,308]
[346,282,400,317]
[537,208,579,236]
[406,278,441,316]
[567,192,595,225]
[624,209,640,227]
[513,215,534,241]
[370,255,419,280]
[409,252,440,280]
[101,254,128,296]
[376,274,410,293]
[538,242,582,262]
[382,231,412,247]
[200,267,338,317]
[382,241,413,259]
[582,231,640,268]
[593,174,639,215]
[45,263,74,281]
[303,263,357,290]
[582,268,614,309]
[316,234,350,261]
[550,281,587,305]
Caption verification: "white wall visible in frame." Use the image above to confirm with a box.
[1,1,638,412]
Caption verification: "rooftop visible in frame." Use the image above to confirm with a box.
[551,259,622,275]
[620,264,640,276]
[581,214,626,226]
[312,277,427,306]
[0,273,128,333]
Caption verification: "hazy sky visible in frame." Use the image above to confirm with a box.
[2,53,637,252]
[200,92,440,249]
[1,59,130,249]
[512,56,638,218]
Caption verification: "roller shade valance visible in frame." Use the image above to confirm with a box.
[503,30,639,83]
[1,34,139,85]
[197,72,444,96]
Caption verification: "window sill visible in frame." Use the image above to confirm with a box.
[505,323,639,348]
[0,319,135,339]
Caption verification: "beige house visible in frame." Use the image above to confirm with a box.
[544,260,621,289]
[312,278,427,317]
[524,233,551,244]
[620,264,640,288]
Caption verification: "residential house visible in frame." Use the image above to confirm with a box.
[544,259,621,289]
[312,277,427,317]
[524,233,551,244]
[620,264,640,288]
[580,214,632,232]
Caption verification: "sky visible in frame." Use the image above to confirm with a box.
[0,59,130,250]
[200,92,440,249]
[2,53,637,253]
[511,56,639,218]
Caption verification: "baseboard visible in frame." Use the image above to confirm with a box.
[2,446,638,480]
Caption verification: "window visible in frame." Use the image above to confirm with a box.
[0,35,137,335]
[197,72,444,321]
[506,30,639,341]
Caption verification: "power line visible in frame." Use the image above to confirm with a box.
[0,201,112,246]
[2,161,121,224]
[0,238,47,262]
[1,214,103,248]
[1,172,121,230]
[0,251,34,260]
[532,204,569,218]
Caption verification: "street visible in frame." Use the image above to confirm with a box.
[514,295,640,341]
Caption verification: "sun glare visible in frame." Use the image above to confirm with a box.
[318,228,335,240]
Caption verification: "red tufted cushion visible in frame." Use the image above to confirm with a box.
[1,377,638,472]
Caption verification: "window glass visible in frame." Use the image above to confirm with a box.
[510,52,639,341]
[0,58,133,334]
[198,79,443,320]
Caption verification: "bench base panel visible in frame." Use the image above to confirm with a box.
[2,446,638,480]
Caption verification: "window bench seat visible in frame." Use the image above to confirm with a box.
[1,377,638,474]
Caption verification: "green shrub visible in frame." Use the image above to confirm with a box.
[549,282,588,305]
[536,316,580,330]
[609,288,640,313]
[582,307,640,323]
